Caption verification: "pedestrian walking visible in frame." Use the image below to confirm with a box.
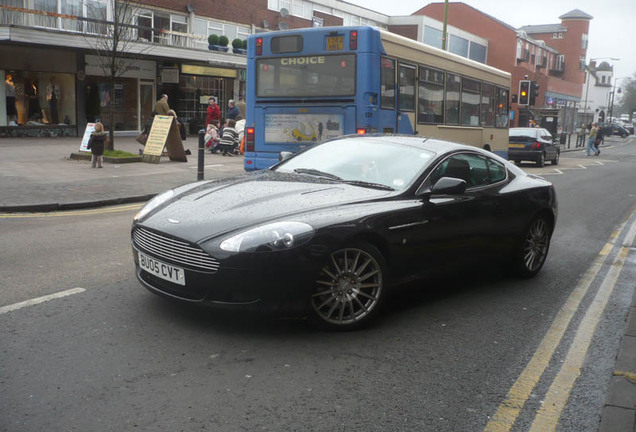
[586,123,598,156]
[594,125,604,156]
[87,122,107,168]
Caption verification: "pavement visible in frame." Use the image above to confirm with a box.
[0,134,634,431]
[0,135,246,212]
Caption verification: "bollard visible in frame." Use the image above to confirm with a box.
[198,128,205,181]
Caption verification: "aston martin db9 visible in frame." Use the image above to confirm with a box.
[132,135,557,330]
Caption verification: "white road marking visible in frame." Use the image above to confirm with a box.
[0,288,86,315]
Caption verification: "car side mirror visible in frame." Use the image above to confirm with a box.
[417,177,467,200]
[279,151,294,162]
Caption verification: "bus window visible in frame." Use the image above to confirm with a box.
[271,35,303,53]
[417,67,444,124]
[381,57,396,109]
[461,78,481,126]
[496,87,509,128]
[398,63,416,111]
[445,73,461,125]
[256,54,356,98]
[481,84,495,127]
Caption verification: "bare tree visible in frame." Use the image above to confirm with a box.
[84,0,153,150]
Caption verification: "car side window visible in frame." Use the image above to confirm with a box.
[428,153,492,188]
[486,158,507,183]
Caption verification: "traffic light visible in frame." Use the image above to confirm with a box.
[529,81,540,106]
[518,80,530,106]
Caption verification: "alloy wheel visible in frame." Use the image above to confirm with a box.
[523,218,550,273]
[312,247,384,327]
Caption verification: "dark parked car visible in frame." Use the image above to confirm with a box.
[132,135,557,330]
[508,127,560,167]
[598,122,630,138]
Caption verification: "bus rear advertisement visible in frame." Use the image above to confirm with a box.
[244,26,511,171]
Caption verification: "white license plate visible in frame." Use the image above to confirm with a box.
[138,251,185,286]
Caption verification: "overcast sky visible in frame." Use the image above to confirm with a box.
[345,0,635,89]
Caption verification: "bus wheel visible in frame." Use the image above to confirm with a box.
[482,144,492,152]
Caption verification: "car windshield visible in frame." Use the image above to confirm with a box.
[274,138,435,191]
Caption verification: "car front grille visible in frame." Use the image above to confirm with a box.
[132,226,219,273]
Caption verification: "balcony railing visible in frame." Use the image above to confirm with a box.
[0,5,220,52]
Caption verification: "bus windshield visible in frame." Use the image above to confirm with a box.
[256,54,356,98]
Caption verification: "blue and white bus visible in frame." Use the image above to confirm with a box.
[244,26,511,171]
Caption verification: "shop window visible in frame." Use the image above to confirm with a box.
[84,76,137,131]
[5,71,76,127]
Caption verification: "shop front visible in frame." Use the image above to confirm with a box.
[1,45,78,137]
[165,63,239,134]
[84,55,156,134]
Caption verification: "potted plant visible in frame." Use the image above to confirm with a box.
[218,35,229,52]
[232,38,246,54]
[208,34,228,52]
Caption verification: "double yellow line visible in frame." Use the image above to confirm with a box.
[485,210,636,432]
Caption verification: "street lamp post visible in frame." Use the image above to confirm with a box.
[608,77,628,123]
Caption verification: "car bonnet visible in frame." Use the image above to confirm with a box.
[137,173,393,243]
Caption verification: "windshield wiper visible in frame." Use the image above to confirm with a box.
[293,168,342,181]
[340,180,395,191]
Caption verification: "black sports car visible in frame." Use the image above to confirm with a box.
[132,135,557,330]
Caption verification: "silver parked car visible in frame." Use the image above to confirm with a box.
[508,127,560,167]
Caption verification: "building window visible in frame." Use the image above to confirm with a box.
[469,41,487,64]
[581,33,588,49]
[423,26,443,50]
[449,34,468,57]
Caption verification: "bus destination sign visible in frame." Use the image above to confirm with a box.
[327,36,344,51]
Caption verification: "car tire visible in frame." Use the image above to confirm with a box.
[513,215,552,278]
[309,242,388,330]
[552,151,560,165]
[537,153,545,167]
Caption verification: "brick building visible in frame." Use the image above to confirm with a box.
[411,3,591,132]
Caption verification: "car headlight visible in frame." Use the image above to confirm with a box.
[133,189,174,222]
[220,221,314,252]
